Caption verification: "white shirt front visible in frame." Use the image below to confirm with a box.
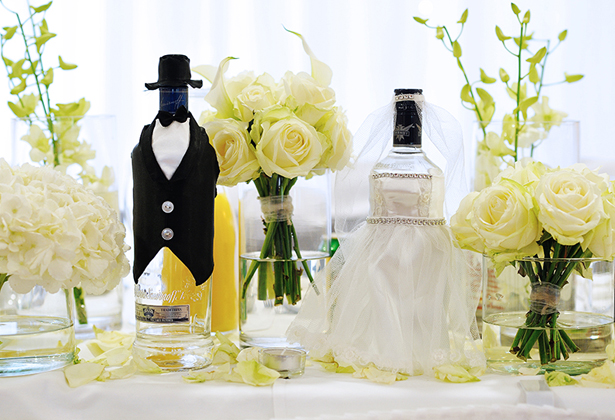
[151,118,190,180]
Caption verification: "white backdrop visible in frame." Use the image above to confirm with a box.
[1,0,613,189]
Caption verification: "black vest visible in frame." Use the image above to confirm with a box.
[131,114,219,286]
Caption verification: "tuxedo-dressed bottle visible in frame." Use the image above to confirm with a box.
[132,55,217,371]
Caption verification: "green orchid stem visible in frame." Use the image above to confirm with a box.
[73,287,88,325]
[513,22,526,161]
[442,25,486,137]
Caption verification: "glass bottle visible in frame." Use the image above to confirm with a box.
[371,88,445,219]
[132,68,213,371]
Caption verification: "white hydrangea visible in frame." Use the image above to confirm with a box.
[0,159,130,294]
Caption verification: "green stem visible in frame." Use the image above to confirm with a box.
[513,22,525,161]
[0,273,9,293]
[73,287,88,325]
[290,223,319,296]
[442,25,486,136]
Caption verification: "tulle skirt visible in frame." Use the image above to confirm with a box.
[286,221,485,375]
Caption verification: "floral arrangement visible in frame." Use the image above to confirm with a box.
[451,160,615,364]
[1,1,114,193]
[0,159,130,296]
[415,3,584,189]
[1,1,119,322]
[194,30,352,305]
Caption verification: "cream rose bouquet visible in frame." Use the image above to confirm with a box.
[194,30,352,306]
[452,160,615,364]
[0,160,130,297]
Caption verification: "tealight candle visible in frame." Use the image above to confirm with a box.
[259,348,306,379]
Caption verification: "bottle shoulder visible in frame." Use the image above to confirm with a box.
[371,148,443,176]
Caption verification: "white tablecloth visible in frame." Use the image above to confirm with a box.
[2,364,615,420]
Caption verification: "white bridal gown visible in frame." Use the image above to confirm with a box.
[287,165,483,375]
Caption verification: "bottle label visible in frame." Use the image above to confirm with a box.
[135,303,190,323]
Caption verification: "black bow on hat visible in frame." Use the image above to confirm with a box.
[145,55,203,90]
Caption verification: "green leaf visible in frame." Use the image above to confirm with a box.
[458,9,468,24]
[495,26,511,41]
[31,1,53,13]
[24,60,39,75]
[526,47,547,64]
[476,88,494,105]
[436,26,444,40]
[528,64,540,84]
[413,17,428,24]
[499,68,510,83]
[480,68,496,84]
[41,67,54,86]
[40,19,49,35]
[2,26,17,40]
[58,56,78,70]
[460,84,474,104]
[452,41,462,58]
[10,78,26,95]
[511,3,521,15]
[523,10,530,23]
[35,32,56,53]
[558,30,568,42]
[564,73,584,83]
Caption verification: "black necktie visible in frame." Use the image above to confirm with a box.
[156,105,189,127]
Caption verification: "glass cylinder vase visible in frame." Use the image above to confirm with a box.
[11,115,124,337]
[239,174,331,348]
[482,256,614,375]
[0,283,76,377]
[472,120,580,191]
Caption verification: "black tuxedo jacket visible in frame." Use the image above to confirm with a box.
[131,113,219,286]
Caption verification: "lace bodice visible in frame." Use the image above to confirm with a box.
[368,168,445,219]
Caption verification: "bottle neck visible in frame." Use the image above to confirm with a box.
[159,87,188,112]
[393,100,421,147]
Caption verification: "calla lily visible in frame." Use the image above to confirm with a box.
[205,57,237,119]
[192,64,218,83]
[285,28,332,87]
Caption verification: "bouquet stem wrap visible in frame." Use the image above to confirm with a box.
[241,173,318,306]
[510,243,592,364]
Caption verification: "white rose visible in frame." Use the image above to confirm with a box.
[470,179,541,257]
[451,192,484,254]
[588,187,615,260]
[233,73,280,122]
[204,119,260,187]
[535,168,606,246]
[494,159,548,192]
[252,107,324,178]
[316,108,352,171]
[280,71,335,109]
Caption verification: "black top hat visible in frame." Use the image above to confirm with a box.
[145,54,203,90]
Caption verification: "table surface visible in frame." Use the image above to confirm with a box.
[2,362,615,420]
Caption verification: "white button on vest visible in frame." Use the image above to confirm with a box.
[161,228,174,240]
[162,201,174,213]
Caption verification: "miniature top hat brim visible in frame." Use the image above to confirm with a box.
[145,54,203,90]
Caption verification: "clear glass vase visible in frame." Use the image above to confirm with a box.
[482,256,614,375]
[0,283,76,377]
[472,120,580,191]
[11,115,124,337]
[239,174,331,348]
